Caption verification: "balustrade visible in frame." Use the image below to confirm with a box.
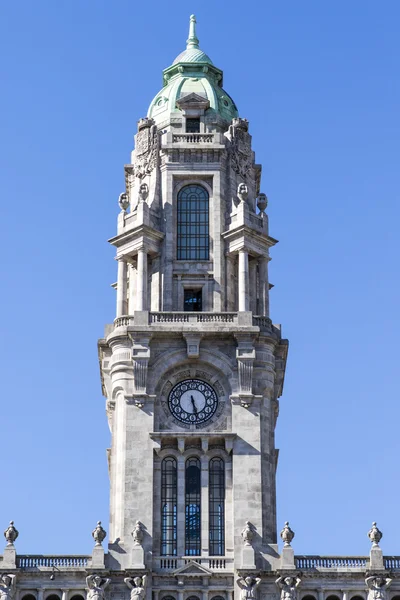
[17,555,90,568]
[172,133,214,143]
[295,556,368,569]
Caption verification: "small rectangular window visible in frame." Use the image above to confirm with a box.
[186,118,200,133]
[184,289,202,312]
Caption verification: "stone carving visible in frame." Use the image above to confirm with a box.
[229,118,252,179]
[86,575,111,600]
[132,521,144,545]
[118,192,129,212]
[276,576,302,600]
[124,576,147,600]
[366,577,393,600]
[280,521,295,546]
[0,575,16,600]
[257,193,268,214]
[3,522,18,546]
[237,182,248,204]
[134,119,158,179]
[92,521,107,546]
[368,522,383,546]
[241,521,255,546]
[237,576,262,600]
[138,183,149,204]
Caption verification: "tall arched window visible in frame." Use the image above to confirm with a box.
[185,456,201,555]
[177,185,209,260]
[209,457,225,556]
[161,456,177,556]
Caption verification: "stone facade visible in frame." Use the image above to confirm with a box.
[2,14,400,600]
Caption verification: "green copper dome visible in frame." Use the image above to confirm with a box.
[147,15,239,125]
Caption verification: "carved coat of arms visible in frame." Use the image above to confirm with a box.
[134,121,159,179]
[229,120,253,178]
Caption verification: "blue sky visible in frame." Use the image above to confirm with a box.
[1,0,399,556]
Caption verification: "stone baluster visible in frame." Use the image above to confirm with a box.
[238,249,249,311]
[116,258,128,317]
[136,247,148,311]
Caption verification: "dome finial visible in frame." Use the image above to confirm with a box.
[186,14,199,49]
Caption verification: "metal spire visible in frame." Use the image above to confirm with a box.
[186,14,199,49]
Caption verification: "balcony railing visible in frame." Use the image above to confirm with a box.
[17,555,91,568]
[295,556,368,569]
[172,133,214,143]
[113,312,273,331]
[153,555,232,571]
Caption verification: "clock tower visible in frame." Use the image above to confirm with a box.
[98,13,288,597]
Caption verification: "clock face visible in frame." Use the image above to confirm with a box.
[168,379,218,425]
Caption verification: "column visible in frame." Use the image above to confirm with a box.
[226,255,235,311]
[136,247,148,311]
[128,263,136,314]
[249,259,257,314]
[317,590,324,600]
[201,454,210,556]
[116,258,128,317]
[258,256,269,317]
[61,589,69,600]
[238,249,249,311]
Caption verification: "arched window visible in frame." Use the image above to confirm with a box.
[211,596,225,600]
[70,595,85,600]
[302,596,317,600]
[22,595,36,600]
[350,596,365,600]
[326,596,341,600]
[177,185,209,260]
[46,595,61,600]
[161,456,177,556]
[185,456,201,555]
[209,457,225,556]
[162,596,176,600]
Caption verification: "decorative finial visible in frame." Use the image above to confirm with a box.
[241,520,255,546]
[368,522,382,546]
[186,14,199,49]
[132,520,144,546]
[4,521,18,546]
[118,192,129,212]
[257,193,268,214]
[280,521,295,547]
[92,521,107,547]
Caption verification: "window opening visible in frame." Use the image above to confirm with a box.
[177,185,209,261]
[209,457,225,555]
[184,289,202,312]
[185,457,201,555]
[186,118,200,133]
[161,457,177,555]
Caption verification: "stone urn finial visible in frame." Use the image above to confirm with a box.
[132,520,144,546]
[4,521,18,546]
[280,521,295,547]
[118,192,129,212]
[368,522,382,546]
[241,521,255,546]
[92,521,107,547]
[257,193,268,214]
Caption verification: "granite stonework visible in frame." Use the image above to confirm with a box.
[3,15,399,600]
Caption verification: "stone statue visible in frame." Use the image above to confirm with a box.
[237,576,262,600]
[366,577,392,600]
[256,193,268,215]
[241,521,255,546]
[3,522,18,546]
[92,521,107,546]
[276,576,302,600]
[118,192,129,212]
[86,575,111,600]
[280,521,295,546]
[124,576,147,600]
[138,183,149,204]
[0,575,16,600]
[237,182,248,204]
[368,522,383,546]
[132,520,144,545]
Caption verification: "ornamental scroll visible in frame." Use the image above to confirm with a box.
[134,118,159,179]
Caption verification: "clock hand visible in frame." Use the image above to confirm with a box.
[190,395,198,414]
